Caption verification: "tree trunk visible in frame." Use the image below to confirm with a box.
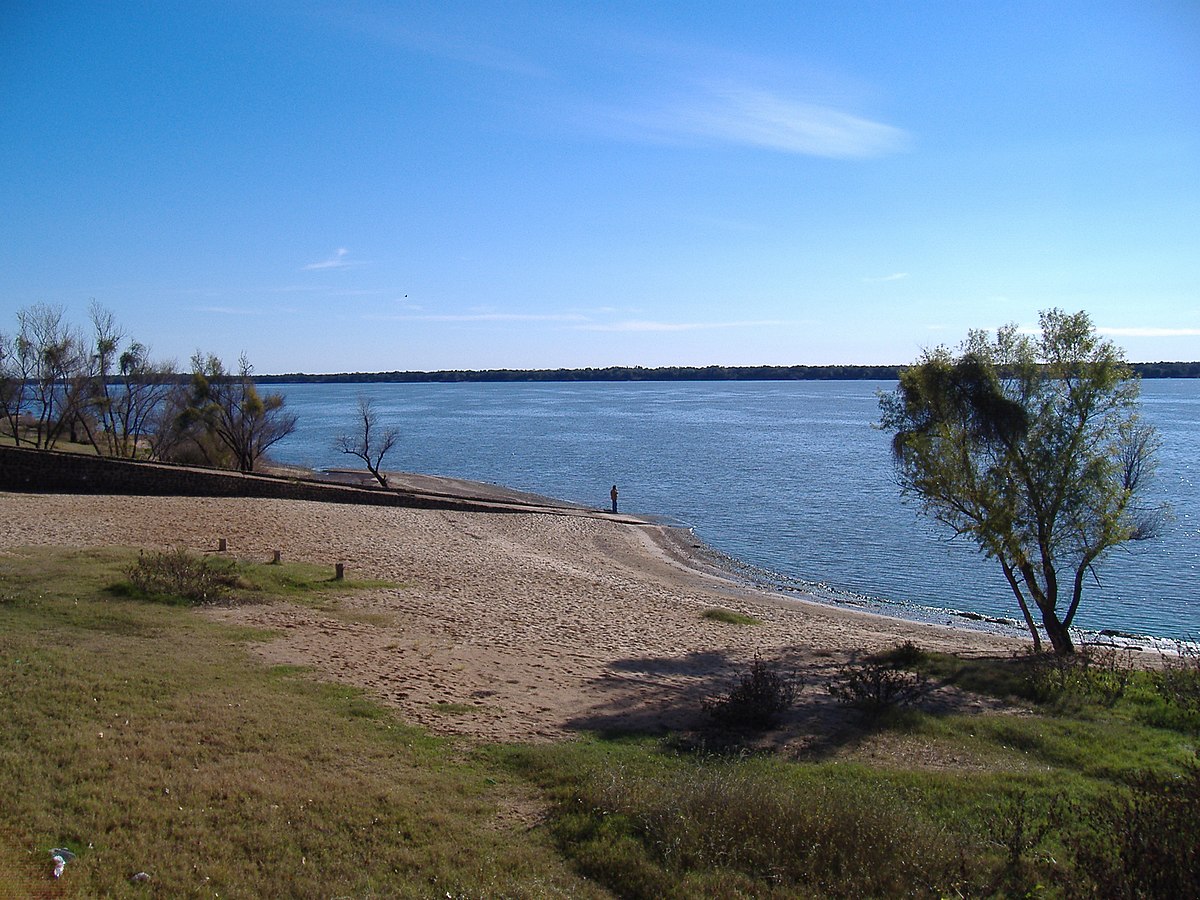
[1040,610,1076,655]
[999,555,1042,652]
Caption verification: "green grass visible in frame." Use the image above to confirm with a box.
[0,547,601,898]
[111,547,397,608]
[429,701,494,716]
[1,429,103,454]
[498,715,1197,898]
[2,548,1197,898]
[700,607,761,626]
[491,639,1199,899]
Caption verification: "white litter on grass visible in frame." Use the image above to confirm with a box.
[50,847,76,878]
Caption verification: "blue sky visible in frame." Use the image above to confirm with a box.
[3,1,1198,373]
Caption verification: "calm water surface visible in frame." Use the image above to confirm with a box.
[271,380,1198,642]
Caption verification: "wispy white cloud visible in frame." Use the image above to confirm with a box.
[1010,321,1200,341]
[576,319,790,333]
[1098,326,1200,338]
[194,305,264,316]
[361,311,790,332]
[366,312,588,323]
[303,248,360,271]
[863,272,910,283]
[642,84,909,159]
[327,7,547,78]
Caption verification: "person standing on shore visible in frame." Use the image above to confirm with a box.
[610,484,618,513]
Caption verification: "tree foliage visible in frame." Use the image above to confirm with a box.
[1,306,298,475]
[179,353,297,473]
[879,310,1166,654]
[1,303,176,456]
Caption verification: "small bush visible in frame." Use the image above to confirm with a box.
[703,654,799,730]
[983,792,1061,895]
[827,657,930,715]
[124,548,242,604]
[871,640,928,668]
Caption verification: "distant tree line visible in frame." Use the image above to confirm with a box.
[0,303,295,472]
[258,364,906,384]
[257,361,1199,384]
[1131,361,1200,379]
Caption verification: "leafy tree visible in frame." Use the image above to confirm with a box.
[879,310,1166,655]
[180,352,297,472]
[335,396,400,487]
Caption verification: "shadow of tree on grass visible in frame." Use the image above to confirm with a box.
[565,646,1007,759]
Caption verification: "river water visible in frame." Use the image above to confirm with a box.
[269,380,1198,643]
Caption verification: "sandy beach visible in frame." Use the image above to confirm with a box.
[0,486,1025,746]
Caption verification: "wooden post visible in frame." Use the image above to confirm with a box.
[335,563,345,581]
[218,538,227,552]
[272,550,281,565]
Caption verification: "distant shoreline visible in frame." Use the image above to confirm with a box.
[255,361,1200,383]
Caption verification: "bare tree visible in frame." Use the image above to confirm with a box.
[0,328,35,444]
[144,376,195,463]
[17,303,92,449]
[112,343,177,457]
[83,302,177,458]
[335,396,400,487]
[85,301,124,454]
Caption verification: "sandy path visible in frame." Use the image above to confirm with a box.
[0,491,1024,743]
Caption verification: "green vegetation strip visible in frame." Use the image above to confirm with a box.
[1,548,1196,897]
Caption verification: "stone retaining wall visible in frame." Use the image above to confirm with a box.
[0,444,511,514]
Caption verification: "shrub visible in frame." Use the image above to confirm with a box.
[871,640,928,668]
[1023,646,1136,708]
[1063,762,1200,898]
[703,654,799,730]
[1153,641,1200,719]
[578,762,972,897]
[124,548,241,604]
[982,792,1061,895]
[827,656,929,715]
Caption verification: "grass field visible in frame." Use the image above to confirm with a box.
[1,546,1196,897]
